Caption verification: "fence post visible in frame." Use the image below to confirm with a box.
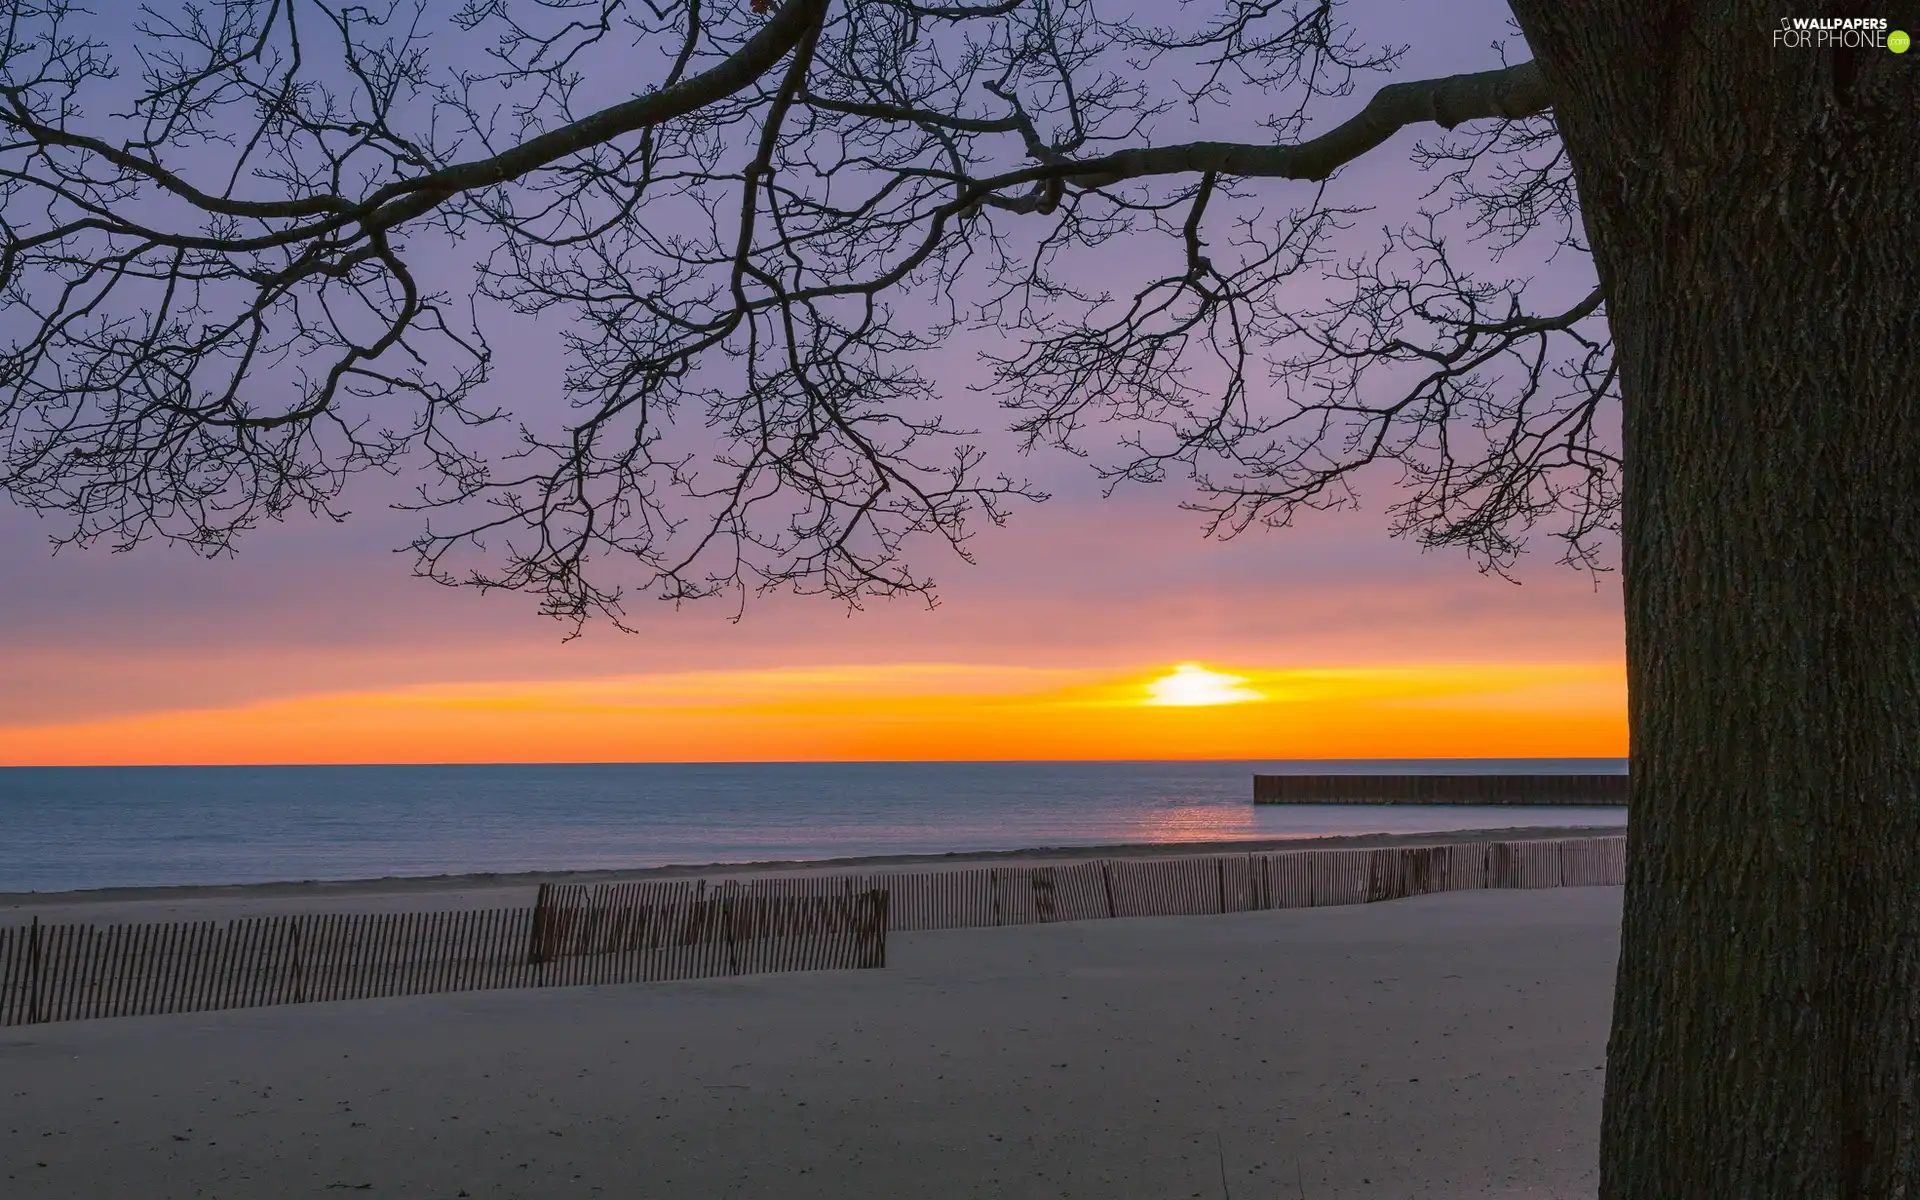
[990,869,1002,927]
[26,916,42,1025]
[1216,858,1227,914]
[528,883,551,966]
[1101,861,1116,918]
[1032,869,1056,923]
[290,916,306,1005]
[724,887,739,976]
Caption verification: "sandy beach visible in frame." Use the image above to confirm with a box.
[0,868,1619,1199]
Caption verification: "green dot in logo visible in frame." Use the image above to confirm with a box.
[1892,30,1912,53]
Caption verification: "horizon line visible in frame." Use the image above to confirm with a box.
[1,755,1633,770]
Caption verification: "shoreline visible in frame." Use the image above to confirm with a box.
[2,822,1624,910]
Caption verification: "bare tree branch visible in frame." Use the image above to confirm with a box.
[1051,60,1548,189]
[0,0,1609,633]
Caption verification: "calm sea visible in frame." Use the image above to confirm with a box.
[0,759,1628,894]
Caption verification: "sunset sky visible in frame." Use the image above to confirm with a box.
[0,0,1625,767]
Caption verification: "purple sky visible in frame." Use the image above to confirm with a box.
[0,0,1624,757]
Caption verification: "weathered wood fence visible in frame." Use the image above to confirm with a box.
[0,889,887,1028]
[1252,774,1629,805]
[538,834,1627,934]
[1,835,1619,1027]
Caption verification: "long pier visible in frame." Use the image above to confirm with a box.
[1252,773,1629,806]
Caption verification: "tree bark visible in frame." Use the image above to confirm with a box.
[1507,2,1920,1195]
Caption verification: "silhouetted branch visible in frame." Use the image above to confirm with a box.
[0,0,1610,632]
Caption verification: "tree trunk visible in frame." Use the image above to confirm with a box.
[1507,3,1920,1195]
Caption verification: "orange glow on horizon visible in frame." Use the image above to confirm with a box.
[0,661,1628,766]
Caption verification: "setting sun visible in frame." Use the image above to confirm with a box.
[1143,664,1264,707]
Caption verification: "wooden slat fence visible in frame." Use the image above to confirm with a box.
[3,836,1618,1027]
[553,834,1626,935]
[526,883,888,977]
[1,890,887,1028]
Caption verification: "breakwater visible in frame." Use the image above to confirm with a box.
[1253,774,1628,806]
